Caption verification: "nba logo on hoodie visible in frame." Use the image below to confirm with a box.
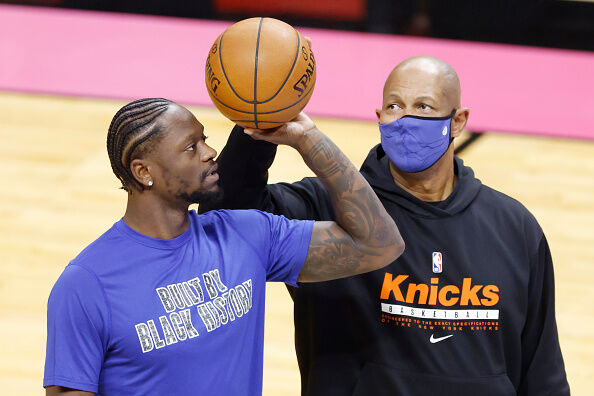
[432,252,442,273]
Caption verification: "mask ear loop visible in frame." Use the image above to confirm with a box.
[448,109,457,145]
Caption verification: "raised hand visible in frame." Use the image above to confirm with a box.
[243,112,404,282]
[243,112,315,148]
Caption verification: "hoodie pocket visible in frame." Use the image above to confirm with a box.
[352,361,516,396]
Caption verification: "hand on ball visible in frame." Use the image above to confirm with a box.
[243,112,315,148]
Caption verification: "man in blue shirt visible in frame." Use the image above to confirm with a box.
[44,98,404,395]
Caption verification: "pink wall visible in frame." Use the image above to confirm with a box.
[1,5,593,139]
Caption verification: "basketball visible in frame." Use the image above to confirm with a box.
[205,17,316,129]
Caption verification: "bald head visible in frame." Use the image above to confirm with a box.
[384,56,461,110]
[376,55,469,139]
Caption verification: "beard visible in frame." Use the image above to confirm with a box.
[175,164,222,208]
[178,186,223,207]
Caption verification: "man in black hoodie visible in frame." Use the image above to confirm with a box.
[199,56,570,395]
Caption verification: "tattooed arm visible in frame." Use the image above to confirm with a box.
[244,113,405,282]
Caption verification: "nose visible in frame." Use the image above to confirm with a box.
[200,142,217,162]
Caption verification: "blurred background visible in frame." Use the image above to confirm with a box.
[1,0,593,50]
[1,0,593,395]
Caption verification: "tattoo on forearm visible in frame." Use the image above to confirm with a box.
[304,228,364,279]
[305,139,349,182]
[299,129,402,281]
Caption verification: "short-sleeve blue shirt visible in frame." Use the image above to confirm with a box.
[44,209,313,395]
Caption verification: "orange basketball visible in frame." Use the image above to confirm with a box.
[205,17,316,129]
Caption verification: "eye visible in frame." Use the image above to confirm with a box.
[387,104,401,111]
[419,103,432,111]
[185,143,196,151]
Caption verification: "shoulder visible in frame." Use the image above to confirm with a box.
[49,264,106,309]
[477,185,543,240]
[478,185,534,216]
[193,209,280,245]
[48,263,109,326]
[49,224,128,317]
[50,230,118,313]
[194,209,311,239]
[69,224,128,273]
[194,208,276,227]
[52,264,101,293]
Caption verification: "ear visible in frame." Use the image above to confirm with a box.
[130,158,153,189]
[451,108,469,138]
[375,109,381,121]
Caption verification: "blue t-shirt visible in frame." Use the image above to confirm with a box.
[44,209,313,395]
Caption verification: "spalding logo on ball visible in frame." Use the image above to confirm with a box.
[206,17,316,129]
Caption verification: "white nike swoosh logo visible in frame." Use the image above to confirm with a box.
[429,334,453,344]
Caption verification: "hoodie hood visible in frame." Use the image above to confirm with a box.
[360,144,482,218]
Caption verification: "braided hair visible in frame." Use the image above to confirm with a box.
[107,98,173,192]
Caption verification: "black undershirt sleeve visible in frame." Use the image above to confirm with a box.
[198,125,332,221]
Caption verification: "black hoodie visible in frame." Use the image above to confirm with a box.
[200,126,569,396]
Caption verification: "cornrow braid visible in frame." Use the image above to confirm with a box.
[107,98,173,192]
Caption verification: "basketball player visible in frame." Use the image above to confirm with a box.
[43,99,404,395]
[200,56,570,395]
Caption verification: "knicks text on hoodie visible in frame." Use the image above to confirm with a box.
[380,273,499,307]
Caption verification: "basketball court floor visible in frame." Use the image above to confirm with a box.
[1,91,593,394]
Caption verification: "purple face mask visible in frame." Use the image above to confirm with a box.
[379,110,456,173]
